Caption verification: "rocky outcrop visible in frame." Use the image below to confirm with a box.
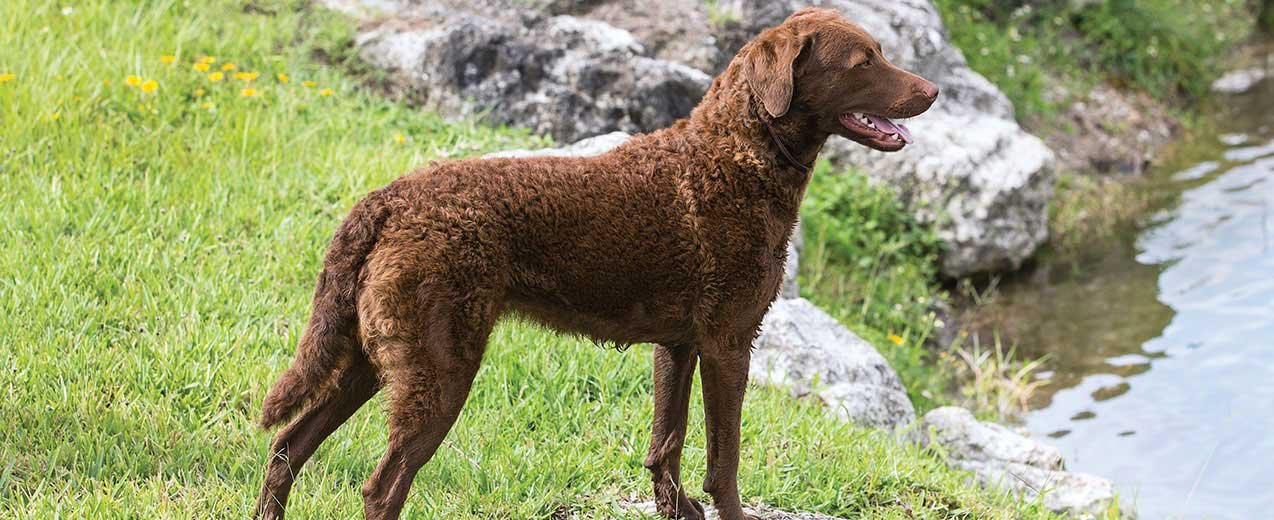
[326,0,710,142]
[910,407,1122,518]
[753,298,915,429]
[711,0,1056,276]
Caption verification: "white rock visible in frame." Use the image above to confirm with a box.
[959,461,1121,519]
[334,2,711,142]
[910,407,1123,518]
[1211,67,1267,94]
[909,407,1062,469]
[753,298,915,429]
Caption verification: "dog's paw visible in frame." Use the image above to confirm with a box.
[655,494,706,520]
[682,497,706,520]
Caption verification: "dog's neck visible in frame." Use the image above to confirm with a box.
[763,109,825,172]
[688,68,829,197]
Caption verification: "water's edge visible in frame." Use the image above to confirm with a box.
[967,64,1274,519]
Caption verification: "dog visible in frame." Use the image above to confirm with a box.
[254,8,937,520]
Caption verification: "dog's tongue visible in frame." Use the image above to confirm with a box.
[867,114,913,144]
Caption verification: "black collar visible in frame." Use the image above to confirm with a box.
[765,120,813,173]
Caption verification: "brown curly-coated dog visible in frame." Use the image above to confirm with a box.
[254,8,937,520]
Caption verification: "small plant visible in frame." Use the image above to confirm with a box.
[1047,172,1150,256]
[704,0,741,29]
[945,334,1048,420]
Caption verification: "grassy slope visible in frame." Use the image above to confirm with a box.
[933,0,1253,123]
[0,0,1062,518]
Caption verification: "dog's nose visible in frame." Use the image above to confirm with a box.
[920,81,939,100]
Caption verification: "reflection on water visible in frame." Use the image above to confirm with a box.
[973,74,1274,518]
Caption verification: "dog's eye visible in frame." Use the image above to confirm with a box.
[858,58,872,69]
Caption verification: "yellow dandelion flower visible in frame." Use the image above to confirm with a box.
[233,71,259,82]
[126,75,142,87]
[201,101,216,110]
[49,112,61,121]
[0,73,14,83]
[276,73,289,83]
[319,88,334,97]
[161,55,176,63]
[102,79,110,86]
[221,63,236,71]
[198,56,216,64]
[301,80,316,88]
[240,88,261,97]
[193,62,210,72]
[394,133,406,144]
[194,88,205,96]
[208,72,224,82]
[888,334,904,345]
[56,75,64,81]
[140,80,158,93]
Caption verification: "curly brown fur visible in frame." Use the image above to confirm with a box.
[255,8,937,520]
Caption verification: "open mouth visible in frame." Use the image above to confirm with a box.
[838,112,913,152]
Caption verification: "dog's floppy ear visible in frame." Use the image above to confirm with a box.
[743,27,807,119]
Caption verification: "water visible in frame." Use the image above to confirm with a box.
[972,72,1274,518]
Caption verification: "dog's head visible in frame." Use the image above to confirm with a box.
[740,8,939,152]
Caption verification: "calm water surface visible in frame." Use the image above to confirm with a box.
[975,73,1274,518]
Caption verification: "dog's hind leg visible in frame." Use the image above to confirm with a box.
[255,354,380,519]
[645,344,706,520]
[359,294,496,520]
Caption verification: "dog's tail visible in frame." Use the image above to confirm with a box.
[259,192,390,429]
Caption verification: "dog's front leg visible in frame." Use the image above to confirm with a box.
[644,344,706,520]
[699,341,758,520]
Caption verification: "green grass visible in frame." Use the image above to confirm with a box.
[932,0,1253,121]
[798,167,951,411]
[0,0,1065,518]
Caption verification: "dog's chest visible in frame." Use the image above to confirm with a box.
[695,202,793,329]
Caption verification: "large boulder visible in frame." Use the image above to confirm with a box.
[910,407,1122,518]
[711,0,1056,276]
[324,0,711,142]
[552,0,726,73]
[752,298,915,430]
